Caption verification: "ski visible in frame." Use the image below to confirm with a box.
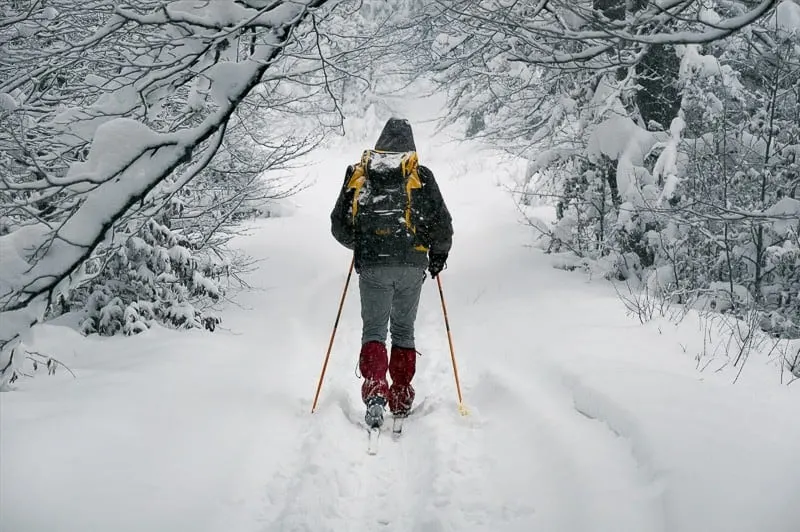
[392,416,404,437]
[367,426,381,455]
[362,399,424,451]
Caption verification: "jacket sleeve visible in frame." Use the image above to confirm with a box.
[331,166,356,250]
[419,166,453,256]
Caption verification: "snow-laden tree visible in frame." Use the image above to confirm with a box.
[415,0,800,339]
[660,5,800,336]
[0,0,334,386]
[423,0,776,139]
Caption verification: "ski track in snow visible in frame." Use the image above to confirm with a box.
[257,288,665,532]
[258,274,458,532]
[245,105,668,531]
[470,366,666,532]
[264,393,441,532]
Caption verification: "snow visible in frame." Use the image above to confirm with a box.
[118,0,318,33]
[654,115,686,204]
[646,263,678,293]
[676,44,745,100]
[567,370,798,532]
[678,44,722,78]
[192,271,221,298]
[703,281,754,312]
[63,118,161,185]
[26,123,175,272]
[765,197,800,236]
[167,245,192,266]
[116,0,255,27]
[167,0,256,27]
[207,62,257,106]
[0,92,18,111]
[773,0,800,34]
[0,223,53,362]
[699,7,722,26]
[371,150,408,171]
[2,92,799,532]
[587,115,666,203]
[0,224,51,296]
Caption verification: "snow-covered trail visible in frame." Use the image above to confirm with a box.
[237,120,667,531]
[2,94,799,532]
[233,118,663,531]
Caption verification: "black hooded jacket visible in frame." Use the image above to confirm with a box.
[330,118,453,271]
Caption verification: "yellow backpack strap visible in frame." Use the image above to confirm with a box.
[346,150,372,222]
[402,152,420,187]
[402,152,428,252]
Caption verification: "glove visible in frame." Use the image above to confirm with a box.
[428,252,448,278]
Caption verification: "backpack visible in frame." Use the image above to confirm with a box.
[346,149,428,254]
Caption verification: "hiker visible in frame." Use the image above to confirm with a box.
[330,118,453,428]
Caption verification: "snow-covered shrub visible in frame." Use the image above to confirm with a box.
[660,15,800,335]
[70,217,225,336]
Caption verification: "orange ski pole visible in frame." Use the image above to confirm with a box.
[437,275,468,415]
[311,256,354,413]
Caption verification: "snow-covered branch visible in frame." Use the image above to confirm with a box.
[430,0,779,69]
[0,0,331,381]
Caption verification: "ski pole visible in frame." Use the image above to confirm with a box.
[436,275,468,416]
[311,256,354,413]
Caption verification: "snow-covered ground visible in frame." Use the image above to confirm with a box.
[2,94,799,532]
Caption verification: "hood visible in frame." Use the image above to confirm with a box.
[374,118,417,152]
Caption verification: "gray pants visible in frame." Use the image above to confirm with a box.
[359,266,425,348]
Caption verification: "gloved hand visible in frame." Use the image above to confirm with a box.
[428,252,448,278]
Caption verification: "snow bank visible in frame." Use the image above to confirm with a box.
[564,367,800,532]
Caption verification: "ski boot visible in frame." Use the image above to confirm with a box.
[365,396,387,428]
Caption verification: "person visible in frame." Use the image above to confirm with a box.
[330,118,453,427]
